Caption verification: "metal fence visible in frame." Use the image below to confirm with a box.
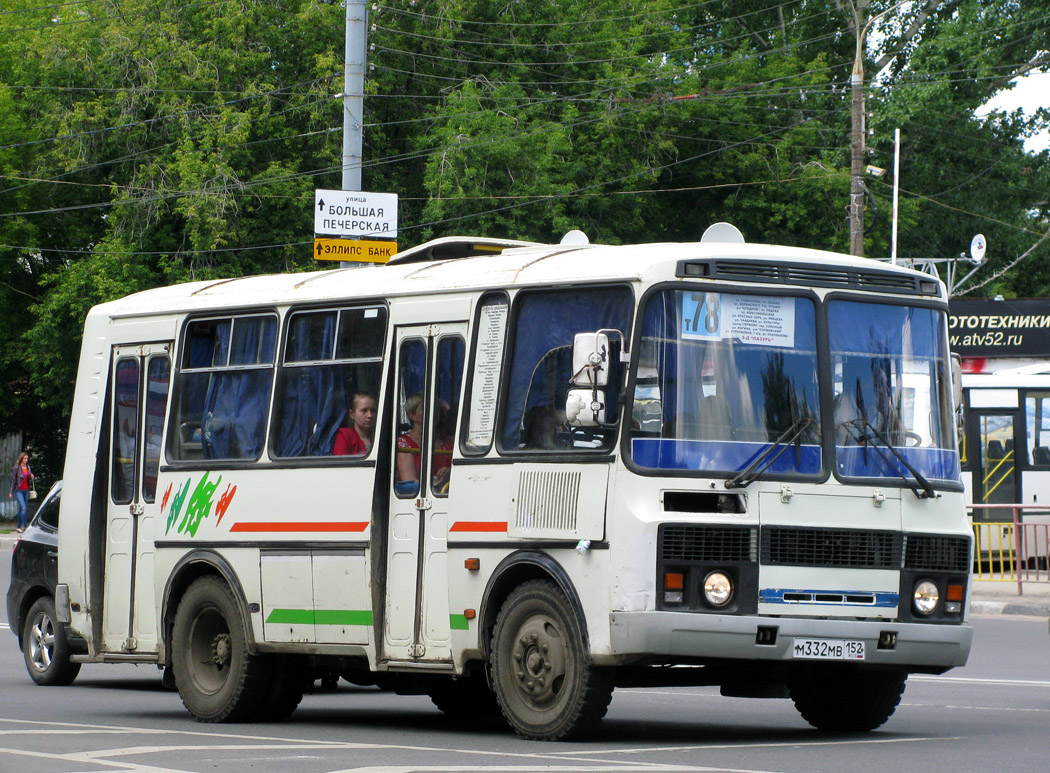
[970,504,1050,594]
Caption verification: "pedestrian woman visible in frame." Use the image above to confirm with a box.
[9,451,34,533]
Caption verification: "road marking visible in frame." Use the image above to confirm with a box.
[911,674,1050,688]
[0,716,959,773]
[548,736,960,757]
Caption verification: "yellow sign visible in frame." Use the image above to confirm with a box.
[313,238,397,263]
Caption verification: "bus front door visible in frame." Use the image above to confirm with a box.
[102,344,172,655]
[383,323,466,665]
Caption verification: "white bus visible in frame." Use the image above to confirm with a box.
[55,226,972,740]
[960,365,1050,510]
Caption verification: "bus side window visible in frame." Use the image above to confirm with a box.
[272,306,386,458]
[500,286,633,452]
[169,315,277,461]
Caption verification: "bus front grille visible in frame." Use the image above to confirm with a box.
[760,527,902,569]
[659,525,758,563]
[904,534,971,573]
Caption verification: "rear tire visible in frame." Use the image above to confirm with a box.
[172,576,270,722]
[428,673,500,718]
[788,665,907,731]
[490,580,614,740]
[22,597,81,686]
[256,655,308,721]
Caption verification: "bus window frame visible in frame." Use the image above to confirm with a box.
[824,291,963,493]
[494,281,635,458]
[166,309,280,466]
[269,301,388,462]
[622,281,829,484]
[459,291,510,458]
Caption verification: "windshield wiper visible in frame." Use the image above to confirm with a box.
[725,416,813,489]
[841,418,937,499]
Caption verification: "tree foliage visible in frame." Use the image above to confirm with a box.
[0,0,1047,475]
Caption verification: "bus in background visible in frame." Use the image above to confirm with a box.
[950,298,1050,511]
[54,226,971,740]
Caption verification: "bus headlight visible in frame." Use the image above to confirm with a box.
[912,580,940,616]
[703,571,733,607]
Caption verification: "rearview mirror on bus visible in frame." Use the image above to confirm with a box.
[571,332,610,387]
[566,389,606,426]
[950,353,963,411]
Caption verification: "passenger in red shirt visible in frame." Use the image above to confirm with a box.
[333,392,377,456]
[396,393,453,493]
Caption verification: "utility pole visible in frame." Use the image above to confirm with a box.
[848,1,909,257]
[338,0,367,267]
[342,0,367,193]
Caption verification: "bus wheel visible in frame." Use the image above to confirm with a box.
[172,576,269,722]
[257,655,309,721]
[490,580,614,740]
[428,673,500,719]
[788,666,907,731]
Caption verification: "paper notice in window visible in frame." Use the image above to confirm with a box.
[681,293,795,347]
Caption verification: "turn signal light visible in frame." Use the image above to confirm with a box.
[664,572,684,590]
[946,584,964,602]
[464,558,480,571]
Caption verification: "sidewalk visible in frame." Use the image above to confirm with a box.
[970,579,1050,618]
[2,531,1046,618]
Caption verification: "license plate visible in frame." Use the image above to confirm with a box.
[792,638,865,660]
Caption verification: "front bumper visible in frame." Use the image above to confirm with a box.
[609,611,972,669]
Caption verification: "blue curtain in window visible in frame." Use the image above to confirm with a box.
[274,314,347,457]
[202,318,276,460]
[502,288,633,449]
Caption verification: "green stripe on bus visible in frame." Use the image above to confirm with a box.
[265,609,373,626]
[449,614,470,630]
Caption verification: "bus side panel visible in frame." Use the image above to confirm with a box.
[155,466,376,649]
[445,461,613,667]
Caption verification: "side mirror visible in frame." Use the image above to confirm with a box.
[950,353,963,411]
[572,333,609,387]
[566,389,606,427]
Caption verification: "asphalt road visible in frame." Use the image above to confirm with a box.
[2,549,1048,772]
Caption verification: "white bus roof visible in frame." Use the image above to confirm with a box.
[92,236,942,320]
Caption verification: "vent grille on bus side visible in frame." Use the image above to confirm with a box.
[676,260,936,296]
[660,525,758,563]
[515,470,581,532]
[761,527,902,569]
[904,534,971,573]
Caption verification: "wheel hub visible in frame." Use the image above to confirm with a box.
[511,617,566,707]
[211,633,231,670]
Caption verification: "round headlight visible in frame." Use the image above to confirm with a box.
[913,580,940,616]
[703,571,733,607]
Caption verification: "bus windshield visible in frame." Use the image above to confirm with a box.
[830,300,959,485]
[630,289,822,477]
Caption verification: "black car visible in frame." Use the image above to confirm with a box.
[6,481,83,685]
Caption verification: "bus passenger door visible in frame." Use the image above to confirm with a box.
[383,323,466,664]
[102,344,172,654]
[971,410,1021,510]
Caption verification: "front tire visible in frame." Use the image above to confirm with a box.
[788,665,907,731]
[172,576,270,722]
[22,597,81,686]
[490,580,614,740]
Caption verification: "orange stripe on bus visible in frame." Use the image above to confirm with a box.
[229,522,369,533]
[449,521,508,533]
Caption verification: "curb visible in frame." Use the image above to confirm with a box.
[971,599,1048,618]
